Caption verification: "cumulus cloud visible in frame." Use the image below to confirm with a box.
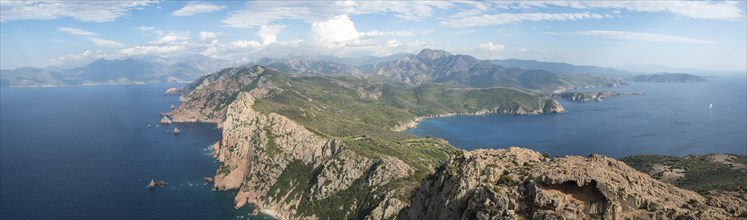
[199,31,220,42]
[258,25,285,45]
[58,27,97,36]
[0,1,155,22]
[89,37,125,48]
[311,15,363,47]
[231,40,262,48]
[479,42,505,52]
[149,32,190,45]
[549,30,714,44]
[172,2,224,16]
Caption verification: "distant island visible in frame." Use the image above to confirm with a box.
[631,73,707,83]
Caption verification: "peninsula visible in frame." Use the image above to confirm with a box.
[165,62,746,219]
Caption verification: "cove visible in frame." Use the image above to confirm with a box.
[406,74,747,158]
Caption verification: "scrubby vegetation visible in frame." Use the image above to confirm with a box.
[622,154,747,193]
[252,70,557,140]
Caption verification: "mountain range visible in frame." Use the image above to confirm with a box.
[0,55,228,87]
[2,49,637,90]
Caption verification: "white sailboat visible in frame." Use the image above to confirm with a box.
[709,104,713,111]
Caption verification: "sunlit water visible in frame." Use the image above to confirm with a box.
[0,84,270,219]
[408,74,747,158]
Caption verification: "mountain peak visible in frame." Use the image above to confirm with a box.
[417,49,452,61]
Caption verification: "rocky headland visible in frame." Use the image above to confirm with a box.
[166,65,745,219]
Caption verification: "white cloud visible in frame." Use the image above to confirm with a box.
[58,27,97,36]
[46,50,113,67]
[479,42,505,52]
[119,45,186,56]
[172,2,224,16]
[57,27,124,48]
[231,40,262,48]
[89,37,125,48]
[554,30,714,44]
[258,25,285,45]
[138,26,154,31]
[311,15,363,47]
[150,32,190,45]
[529,1,745,21]
[199,31,220,42]
[365,30,414,37]
[443,12,605,27]
[0,1,155,22]
[222,1,452,28]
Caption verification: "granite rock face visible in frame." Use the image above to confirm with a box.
[212,92,415,219]
[399,148,743,219]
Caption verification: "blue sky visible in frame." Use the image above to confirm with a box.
[1,1,745,71]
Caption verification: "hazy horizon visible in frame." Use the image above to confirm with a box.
[1,1,746,72]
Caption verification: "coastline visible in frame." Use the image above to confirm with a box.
[393,107,557,132]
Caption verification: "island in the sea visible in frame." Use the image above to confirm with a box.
[631,73,707,83]
[158,49,745,219]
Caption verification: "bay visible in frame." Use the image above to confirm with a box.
[407,74,747,158]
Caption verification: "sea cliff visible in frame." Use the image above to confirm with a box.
[168,65,744,219]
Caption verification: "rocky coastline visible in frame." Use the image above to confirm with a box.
[393,99,565,131]
[163,66,744,219]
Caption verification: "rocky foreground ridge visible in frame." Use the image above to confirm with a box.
[167,65,745,219]
[401,148,745,219]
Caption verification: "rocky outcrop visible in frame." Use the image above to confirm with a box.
[159,115,171,124]
[147,179,167,189]
[168,66,271,124]
[173,127,180,135]
[399,147,742,219]
[164,87,181,95]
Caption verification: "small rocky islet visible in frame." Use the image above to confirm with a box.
[147,179,167,189]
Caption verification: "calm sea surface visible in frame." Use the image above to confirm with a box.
[2,75,746,218]
[0,84,268,219]
[408,74,747,158]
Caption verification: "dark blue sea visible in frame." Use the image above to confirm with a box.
[0,84,268,219]
[408,74,747,158]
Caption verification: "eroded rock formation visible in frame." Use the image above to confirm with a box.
[399,148,744,219]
